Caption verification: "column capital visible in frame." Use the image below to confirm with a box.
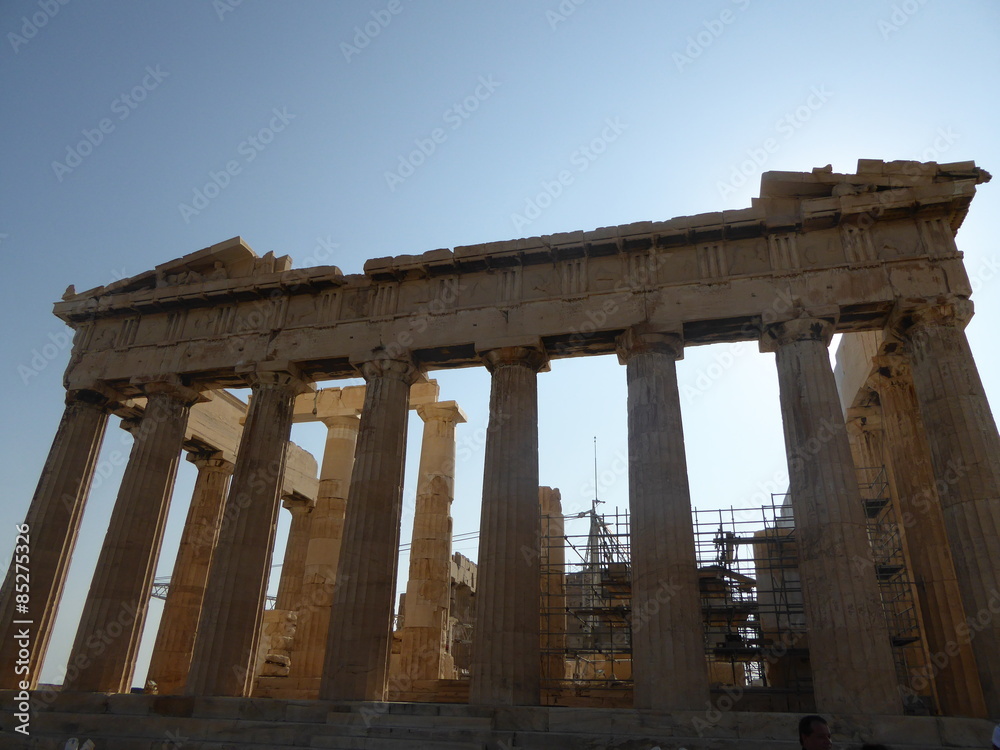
[868,352,912,389]
[888,296,973,339]
[282,492,315,512]
[845,404,881,436]
[238,362,314,394]
[615,328,683,364]
[319,414,362,430]
[65,384,120,410]
[477,343,548,373]
[131,375,204,406]
[416,400,468,425]
[355,356,421,386]
[186,452,235,474]
[759,314,836,352]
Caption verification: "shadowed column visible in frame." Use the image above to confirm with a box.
[289,415,360,686]
[0,388,112,690]
[274,494,314,611]
[67,379,201,693]
[893,297,1000,714]
[616,328,709,711]
[186,366,311,697]
[763,314,901,714]
[399,400,466,682]
[469,343,547,706]
[868,353,987,717]
[539,486,567,686]
[321,357,419,701]
[146,452,233,695]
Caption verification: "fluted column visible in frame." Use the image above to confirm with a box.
[869,353,987,717]
[274,494,314,611]
[0,388,112,689]
[186,366,311,697]
[539,486,567,685]
[146,453,233,695]
[615,328,709,711]
[289,415,360,684]
[469,343,547,706]
[321,357,420,701]
[762,315,901,714]
[67,379,201,693]
[892,297,1000,714]
[399,400,467,682]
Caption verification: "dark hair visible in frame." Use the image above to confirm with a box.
[799,715,828,741]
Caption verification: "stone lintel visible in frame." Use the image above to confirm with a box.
[292,380,441,424]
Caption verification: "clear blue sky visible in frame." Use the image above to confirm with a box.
[2,0,998,687]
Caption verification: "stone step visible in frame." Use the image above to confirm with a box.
[1,691,994,750]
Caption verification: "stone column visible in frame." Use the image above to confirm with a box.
[615,328,709,711]
[321,357,420,701]
[399,400,467,682]
[469,343,547,706]
[869,353,987,717]
[274,494,314,612]
[67,379,201,693]
[186,366,311,697]
[0,388,112,690]
[539,486,567,685]
[289,415,360,685]
[145,453,233,695]
[762,315,901,714]
[892,297,1000,714]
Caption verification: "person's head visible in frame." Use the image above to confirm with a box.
[799,715,832,750]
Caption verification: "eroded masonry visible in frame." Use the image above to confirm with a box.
[2,159,998,717]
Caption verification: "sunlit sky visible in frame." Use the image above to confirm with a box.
[2,1,998,687]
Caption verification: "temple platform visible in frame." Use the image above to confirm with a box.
[0,690,993,749]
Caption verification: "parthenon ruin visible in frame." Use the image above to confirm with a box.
[1,158,998,747]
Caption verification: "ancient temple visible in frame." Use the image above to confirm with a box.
[1,159,998,748]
